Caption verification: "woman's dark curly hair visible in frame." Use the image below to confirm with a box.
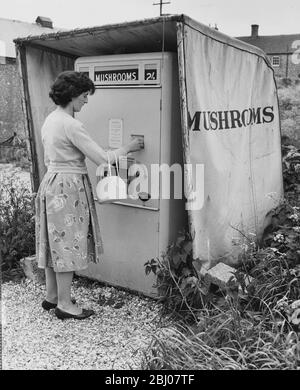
[49,71,95,107]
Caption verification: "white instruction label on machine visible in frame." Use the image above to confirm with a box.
[108,119,123,149]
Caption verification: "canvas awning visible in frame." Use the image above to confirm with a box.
[14,14,266,58]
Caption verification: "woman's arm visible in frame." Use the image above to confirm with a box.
[65,121,142,165]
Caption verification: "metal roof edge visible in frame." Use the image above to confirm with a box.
[13,14,183,44]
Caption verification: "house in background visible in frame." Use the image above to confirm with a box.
[0,16,61,158]
[237,25,300,81]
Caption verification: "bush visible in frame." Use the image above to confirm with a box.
[278,86,300,147]
[281,145,300,204]
[144,231,209,322]
[0,169,35,280]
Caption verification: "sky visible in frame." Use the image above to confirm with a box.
[1,0,300,37]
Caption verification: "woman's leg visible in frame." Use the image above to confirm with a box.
[45,267,58,303]
[56,271,81,314]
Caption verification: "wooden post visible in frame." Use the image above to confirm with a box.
[153,0,171,16]
[176,21,195,240]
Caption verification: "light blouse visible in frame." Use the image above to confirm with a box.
[41,109,126,174]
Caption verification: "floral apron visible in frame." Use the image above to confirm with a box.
[35,172,103,272]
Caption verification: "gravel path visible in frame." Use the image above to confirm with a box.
[2,278,165,370]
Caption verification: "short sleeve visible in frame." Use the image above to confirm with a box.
[65,120,107,165]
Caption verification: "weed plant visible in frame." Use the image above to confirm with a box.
[0,169,35,281]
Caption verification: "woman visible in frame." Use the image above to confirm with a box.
[35,71,143,320]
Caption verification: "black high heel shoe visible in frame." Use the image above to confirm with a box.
[54,307,95,320]
[42,298,76,311]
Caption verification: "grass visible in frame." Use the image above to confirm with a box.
[141,226,300,370]
[142,319,299,370]
[141,246,300,369]
[142,260,300,370]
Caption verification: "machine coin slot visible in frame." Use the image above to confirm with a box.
[130,134,144,149]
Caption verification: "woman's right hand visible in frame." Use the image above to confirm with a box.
[127,137,144,152]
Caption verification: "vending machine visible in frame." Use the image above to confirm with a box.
[75,52,188,296]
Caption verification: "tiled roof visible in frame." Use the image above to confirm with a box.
[237,34,300,55]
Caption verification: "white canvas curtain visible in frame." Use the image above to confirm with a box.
[177,22,283,269]
[23,46,74,182]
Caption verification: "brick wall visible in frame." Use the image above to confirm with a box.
[269,54,300,80]
[0,62,26,143]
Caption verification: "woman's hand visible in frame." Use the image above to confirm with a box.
[127,137,144,152]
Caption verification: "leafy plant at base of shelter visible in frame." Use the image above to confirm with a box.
[143,229,300,369]
[143,141,300,369]
[0,170,35,279]
[263,202,300,265]
[144,231,212,321]
[143,215,300,369]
